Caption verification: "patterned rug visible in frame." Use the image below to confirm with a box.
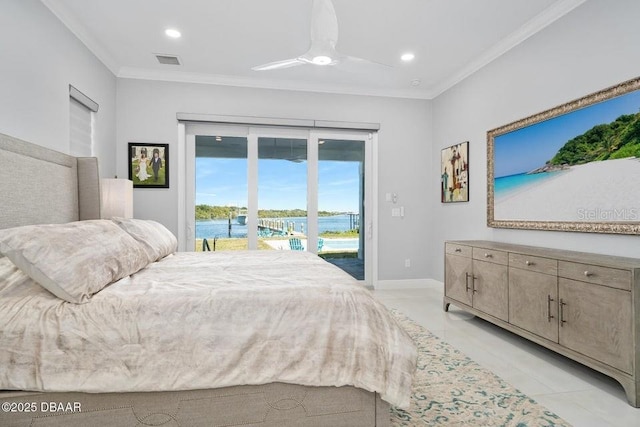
[389,310,571,426]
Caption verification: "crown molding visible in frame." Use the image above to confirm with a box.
[117,67,434,100]
[429,0,588,98]
[42,0,587,100]
[41,0,120,76]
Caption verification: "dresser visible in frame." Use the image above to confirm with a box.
[444,240,640,407]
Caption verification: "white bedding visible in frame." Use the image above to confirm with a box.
[0,251,417,408]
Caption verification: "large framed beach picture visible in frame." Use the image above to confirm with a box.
[128,143,169,188]
[487,76,640,234]
[441,141,469,203]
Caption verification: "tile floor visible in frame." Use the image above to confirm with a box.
[373,283,640,427]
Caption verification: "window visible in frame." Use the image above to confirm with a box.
[69,85,98,157]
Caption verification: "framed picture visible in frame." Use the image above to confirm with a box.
[441,141,469,203]
[128,143,169,188]
[487,76,640,234]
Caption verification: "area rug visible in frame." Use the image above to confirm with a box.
[389,310,571,426]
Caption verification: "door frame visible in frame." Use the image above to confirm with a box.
[179,122,378,287]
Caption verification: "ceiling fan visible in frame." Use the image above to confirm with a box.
[252,0,390,72]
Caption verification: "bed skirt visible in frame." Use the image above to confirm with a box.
[0,382,390,427]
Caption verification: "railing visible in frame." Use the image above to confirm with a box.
[202,237,217,251]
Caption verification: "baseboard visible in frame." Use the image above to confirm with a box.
[374,278,442,290]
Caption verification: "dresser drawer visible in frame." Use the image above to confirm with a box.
[472,247,508,265]
[445,243,472,257]
[558,261,631,291]
[509,253,557,275]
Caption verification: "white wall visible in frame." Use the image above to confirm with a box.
[0,0,117,177]
[116,79,432,281]
[10,0,635,285]
[430,0,640,281]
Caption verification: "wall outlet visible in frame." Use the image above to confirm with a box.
[405,258,411,267]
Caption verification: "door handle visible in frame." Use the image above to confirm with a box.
[366,221,372,239]
[559,299,567,327]
[547,295,555,322]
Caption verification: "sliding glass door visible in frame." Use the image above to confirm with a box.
[257,136,308,250]
[318,138,366,280]
[194,135,248,251]
[185,124,374,284]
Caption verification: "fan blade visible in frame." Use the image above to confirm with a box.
[252,58,306,71]
[335,55,393,73]
[310,0,338,44]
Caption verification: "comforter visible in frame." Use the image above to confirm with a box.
[0,251,416,408]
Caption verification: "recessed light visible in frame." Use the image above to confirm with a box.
[165,28,181,38]
[411,79,421,86]
[401,53,415,62]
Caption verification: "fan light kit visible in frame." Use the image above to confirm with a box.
[252,0,390,72]
[312,55,332,65]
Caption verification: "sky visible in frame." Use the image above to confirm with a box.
[494,89,640,178]
[196,158,360,212]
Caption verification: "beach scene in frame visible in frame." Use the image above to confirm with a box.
[488,77,640,233]
[441,141,469,203]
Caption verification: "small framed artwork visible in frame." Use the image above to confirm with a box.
[128,143,169,188]
[441,141,469,203]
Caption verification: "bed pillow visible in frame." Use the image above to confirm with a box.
[111,218,177,262]
[0,220,149,304]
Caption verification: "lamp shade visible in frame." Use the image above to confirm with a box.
[100,179,133,219]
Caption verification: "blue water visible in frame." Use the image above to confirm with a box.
[196,214,358,239]
[494,171,564,199]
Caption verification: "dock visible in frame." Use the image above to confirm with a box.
[257,218,305,236]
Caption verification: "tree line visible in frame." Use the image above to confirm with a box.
[550,112,640,166]
[195,205,342,220]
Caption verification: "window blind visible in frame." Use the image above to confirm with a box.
[69,96,93,156]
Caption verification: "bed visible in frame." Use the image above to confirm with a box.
[0,132,416,427]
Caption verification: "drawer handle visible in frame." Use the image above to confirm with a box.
[484,253,492,258]
[584,270,593,277]
[547,295,555,322]
[465,272,471,292]
[454,248,462,253]
[525,260,535,266]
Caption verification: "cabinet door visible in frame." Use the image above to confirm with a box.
[444,254,473,306]
[472,260,508,321]
[509,268,558,342]
[558,278,633,374]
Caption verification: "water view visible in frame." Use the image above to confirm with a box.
[196,214,357,239]
[196,214,360,252]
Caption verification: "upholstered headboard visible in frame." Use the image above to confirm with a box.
[0,132,101,229]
